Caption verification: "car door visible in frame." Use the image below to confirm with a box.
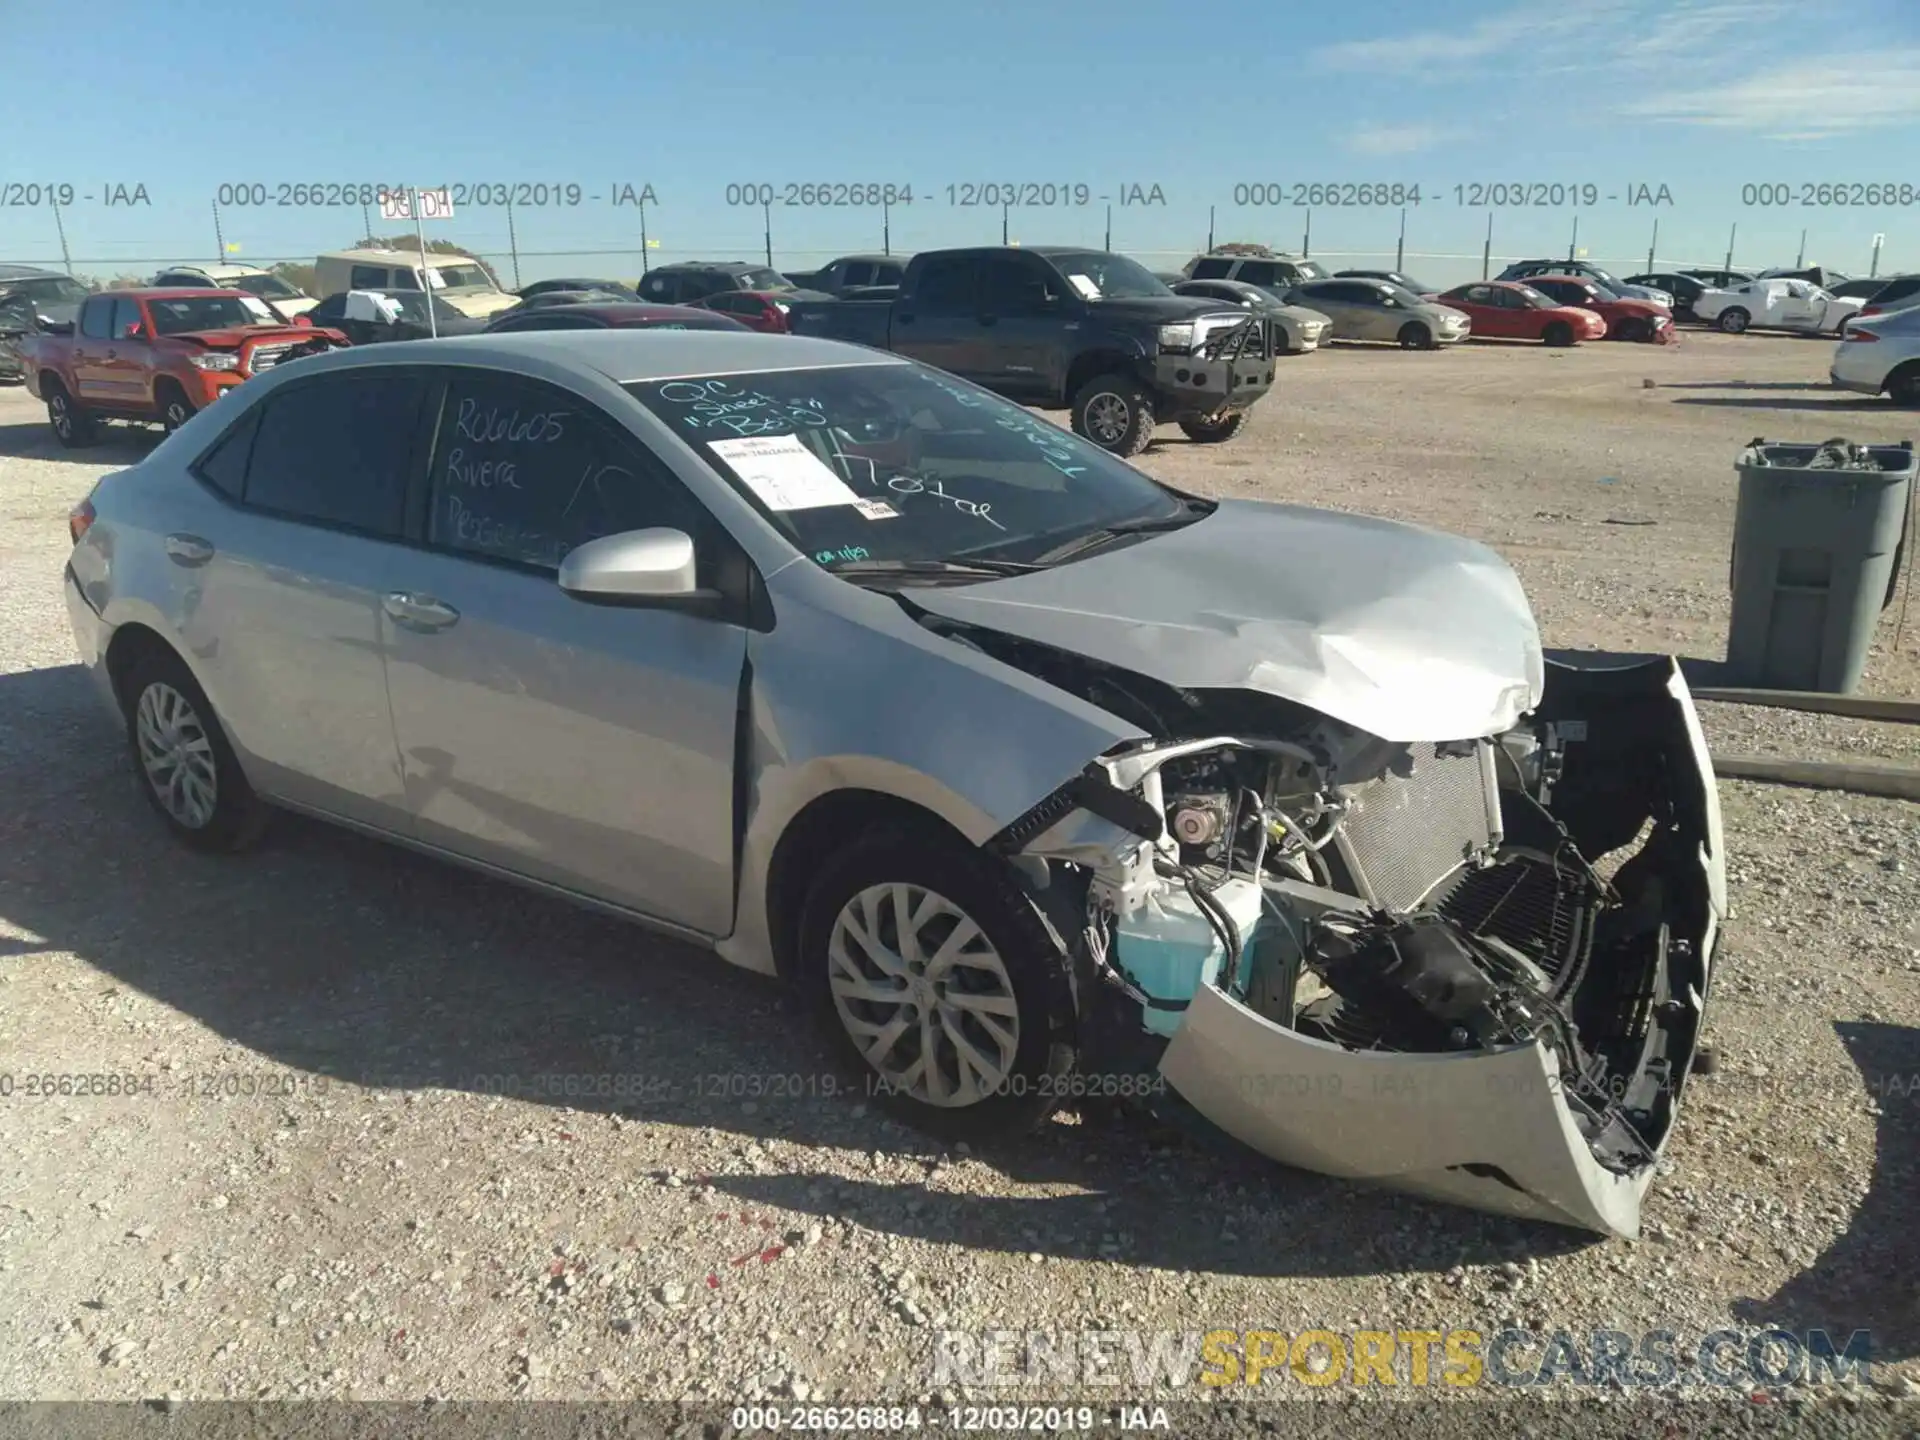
[71,296,116,400]
[1293,283,1350,337]
[1450,285,1502,336]
[891,254,978,377]
[972,254,1063,397]
[379,366,749,935]
[170,368,422,829]
[1779,281,1823,330]
[104,297,155,408]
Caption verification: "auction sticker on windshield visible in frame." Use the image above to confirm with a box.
[1066,273,1101,300]
[707,435,861,511]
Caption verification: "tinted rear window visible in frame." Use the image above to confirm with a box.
[242,372,427,535]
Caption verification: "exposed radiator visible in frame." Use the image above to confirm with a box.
[1330,741,1502,911]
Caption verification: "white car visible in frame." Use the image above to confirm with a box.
[1830,304,1920,404]
[1695,278,1861,335]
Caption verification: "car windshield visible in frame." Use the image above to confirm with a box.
[225,272,302,300]
[741,268,792,291]
[428,264,494,291]
[146,296,275,333]
[381,292,465,323]
[624,363,1189,573]
[11,276,90,305]
[1294,260,1330,280]
[1044,251,1170,299]
[1510,284,1553,307]
[1384,284,1429,306]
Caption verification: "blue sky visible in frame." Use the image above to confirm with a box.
[3,0,1917,288]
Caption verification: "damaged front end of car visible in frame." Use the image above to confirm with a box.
[954,622,1726,1239]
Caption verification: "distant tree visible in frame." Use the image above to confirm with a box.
[354,235,501,287]
[272,260,318,297]
[105,274,148,289]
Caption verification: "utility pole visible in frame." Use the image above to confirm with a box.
[1795,228,1807,268]
[1567,215,1578,264]
[361,199,373,245]
[506,199,522,290]
[1647,217,1658,274]
[1482,212,1493,279]
[53,201,74,276]
[1302,209,1311,258]
[882,196,890,256]
[212,201,225,265]
[762,199,772,268]
[1724,223,1737,275]
[1207,205,1214,252]
[1104,203,1111,252]
[639,196,650,273]
[1870,232,1885,279]
[410,189,437,339]
[1001,202,1009,246]
[1395,207,1406,273]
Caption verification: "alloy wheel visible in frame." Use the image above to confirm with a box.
[134,681,218,829]
[1083,392,1130,445]
[826,882,1020,1107]
[49,393,72,439]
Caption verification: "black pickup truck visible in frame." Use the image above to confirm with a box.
[785,246,1275,455]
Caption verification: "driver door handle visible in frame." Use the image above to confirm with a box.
[164,533,214,566]
[382,592,461,632]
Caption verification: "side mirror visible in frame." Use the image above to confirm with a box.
[558,528,701,600]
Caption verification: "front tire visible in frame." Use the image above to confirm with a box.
[1888,363,1920,407]
[1717,308,1750,334]
[799,826,1077,1144]
[156,381,195,434]
[1397,321,1433,350]
[121,648,269,852]
[1070,373,1155,457]
[46,381,97,448]
[1178,410,1250,444]
[1542,320,1575,347]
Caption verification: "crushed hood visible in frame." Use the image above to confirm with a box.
[912,499,1545,742]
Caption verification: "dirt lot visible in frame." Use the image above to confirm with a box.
[0,331,1915,1425]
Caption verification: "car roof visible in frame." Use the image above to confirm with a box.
[0,263,65,280]
[1526,274,1603,288]
[649,259,767,272]
[277,328,901,384]
[827,253,897,264]
[508,302,750,327]
[100,287,253,301]
[158,263,269,278]
[320,247,483,265]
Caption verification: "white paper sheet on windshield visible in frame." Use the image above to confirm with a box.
[240,297,275,321]
[1067,274,1101,300]
[708,434,861,512]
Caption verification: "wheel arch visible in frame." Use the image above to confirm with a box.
[761,787,977,984]
[1064,349,1146,403]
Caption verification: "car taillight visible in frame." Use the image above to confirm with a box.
[1858,305,1881,317]
[69,499,95,545]
[1847,329,1879,343]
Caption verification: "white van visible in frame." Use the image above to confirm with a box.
[312,247,516,319]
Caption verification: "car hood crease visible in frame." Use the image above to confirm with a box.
[912,499,1545,742]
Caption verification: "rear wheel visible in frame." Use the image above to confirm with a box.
[1717,307,1750,334]
[799,825,1078,1144]
[1397,321,1433,350]
[120,647,269,852]
[1542,320,1575,347]
[156,380,195,434]
[45,380,97,448]
[1070,373,1155,457]
[1178,410,1250,444]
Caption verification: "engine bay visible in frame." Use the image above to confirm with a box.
[946,619,1712,1192]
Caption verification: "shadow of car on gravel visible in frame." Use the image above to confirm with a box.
[1729,1021,1918,1366]
[0,661,1604,1280]
[0,415,161,464]
[1671,396,1894,413]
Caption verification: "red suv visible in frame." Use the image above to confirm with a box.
[688,289,827,333]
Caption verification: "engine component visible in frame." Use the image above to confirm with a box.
[1168,793,1232,848]
[1110,875,1266,1038]
[1300,910,1560,1053]
[1328,739,1503,910]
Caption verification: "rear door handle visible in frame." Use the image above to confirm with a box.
[164,533,214,566]
[382,592,461,632]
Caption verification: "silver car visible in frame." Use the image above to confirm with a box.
[1831,302,1920,403]
[1284,279,1471,348]
[63,331,1725,1237]
[1169,278,1333,354]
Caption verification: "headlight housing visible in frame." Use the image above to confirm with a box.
[190,353,241,372]
[1158,322,1195,352]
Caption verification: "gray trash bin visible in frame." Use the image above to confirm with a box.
[1727,437,1914,693]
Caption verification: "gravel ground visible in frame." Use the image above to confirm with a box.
[0,332,1915,1429]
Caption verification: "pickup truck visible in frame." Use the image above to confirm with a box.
[20,288,345,447]
[786,246,1275,454]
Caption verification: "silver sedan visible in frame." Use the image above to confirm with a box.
[63,330,1724,1236]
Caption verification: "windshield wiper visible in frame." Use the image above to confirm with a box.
[1029,503,1211,565]
[825,557,1042,582]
